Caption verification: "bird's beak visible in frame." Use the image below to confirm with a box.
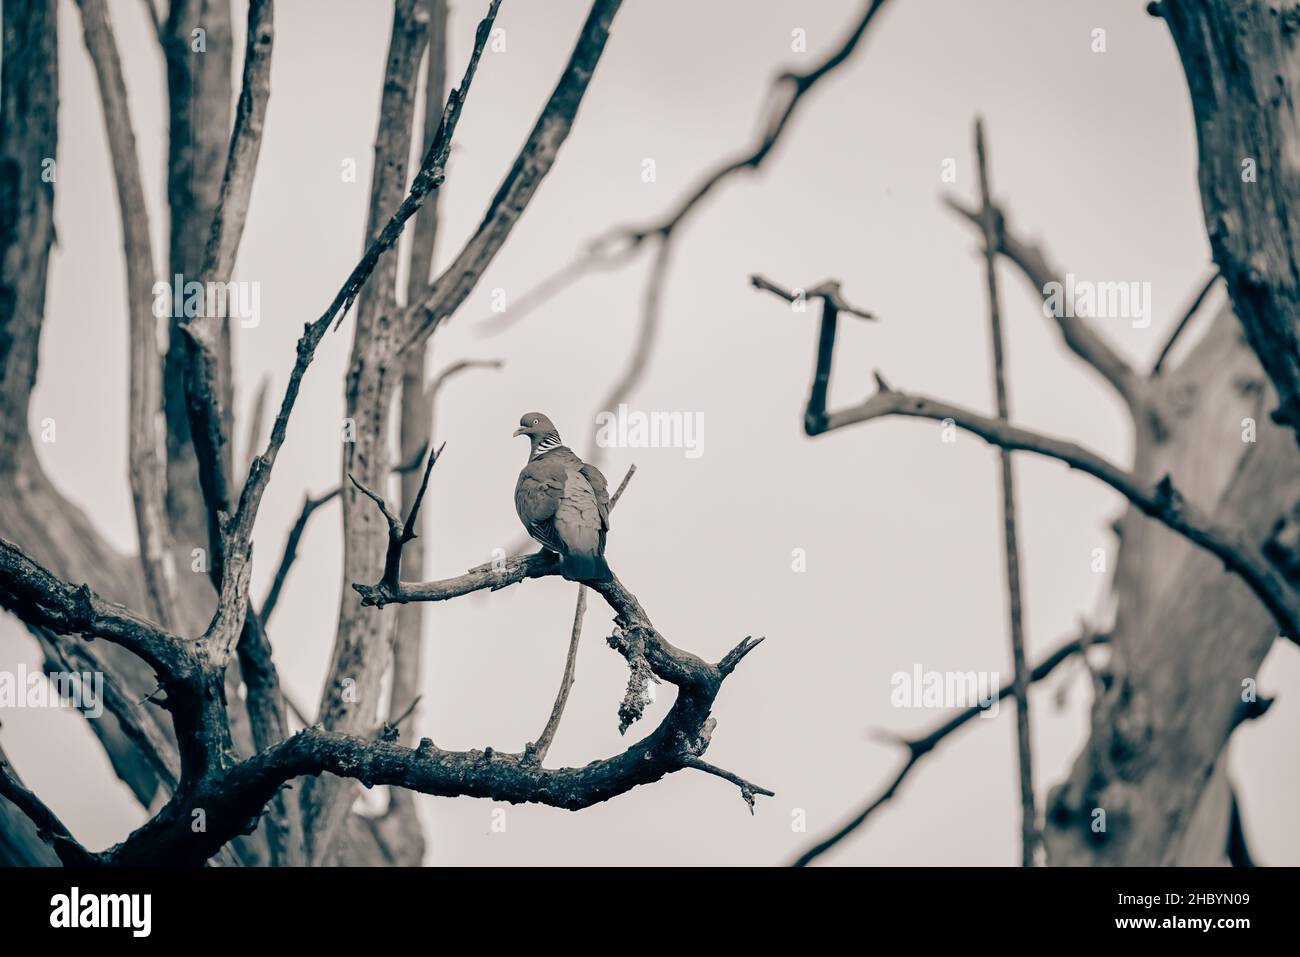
[512,427,525,437]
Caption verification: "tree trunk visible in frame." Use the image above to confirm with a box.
[1045,304,1293,864]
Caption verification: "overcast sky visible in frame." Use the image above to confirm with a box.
[2,0,1297,866]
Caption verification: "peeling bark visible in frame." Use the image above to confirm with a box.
[1045,305,1297,864]
[1160,0,1300,440]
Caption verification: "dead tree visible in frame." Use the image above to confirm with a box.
[493,0,1298,867]
[752,123,1296,863]
[0,0,768,867]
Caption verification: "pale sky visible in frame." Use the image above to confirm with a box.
[2,0,1297,866]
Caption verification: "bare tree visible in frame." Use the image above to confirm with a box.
[0,0,768,867]
[3,0,1294,871]
[478,0,1298,868]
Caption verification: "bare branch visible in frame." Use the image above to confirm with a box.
[260,450,427,627]
[348,443,447,595]
[425,358,505,404]
[476,239,640,332]
[828,380,1300,645]
[158,0,235,576]
[204,0,274,284]
[313,0,600,861]
[749,274,876,320]
[484,0,892,336]
[792,632,1106,867]
[750,274,878,435]
[235,610,305,864]
[181,0,500,611]
[40,630,180,791]
[973,117,1039,866]
[180,0,501,695]
[1151,269,1220,376]
[682,757,775,814]
[241,375,272,483]
[105,677,772,868]
[260,493,336,626]
[942,194,1143,409]
[400,0,624,348]
[526,587,590,764]
[158,5,290,856]
[586,241,673,467]
[623,0,892,244]
[0,745,96,867]
[179,0,275,570]
[75,0,176,630]
[0,537,193,680]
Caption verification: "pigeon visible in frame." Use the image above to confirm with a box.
[514,412,613,582]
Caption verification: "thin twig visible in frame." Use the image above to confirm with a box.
[748,274,877,321]
[974,118,1039,866]
[792,632,1106,867]
[261,449,427,626]
[682,757,775,814]
[399,0,621,349]
[586,242,673,467]
[424,358,505,405]
[478,0,892,339]
[347,443,447,595]
[1151,268,1220,375]
[387,695,422,734]
[476,239,641,332]
[942,194,1143,410]
[242,374,271,482]
[750,275,877,435]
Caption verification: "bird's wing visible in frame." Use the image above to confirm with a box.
[554,463,605,557]
[578,461,611,529]
[527,519,565,553]
[516,461,566,551]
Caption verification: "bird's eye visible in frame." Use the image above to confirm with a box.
[531,419,538,426]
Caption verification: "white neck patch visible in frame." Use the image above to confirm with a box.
[532,433,561,458]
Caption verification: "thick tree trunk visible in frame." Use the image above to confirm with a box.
[0,0,172,846]
[305,0,430,862]
[161,0,235,559]
[1045,304,1294,864]
[1161,0,1300,442]
[1041,0,1300,865]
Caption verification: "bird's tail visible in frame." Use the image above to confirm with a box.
[561,550,612,583]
